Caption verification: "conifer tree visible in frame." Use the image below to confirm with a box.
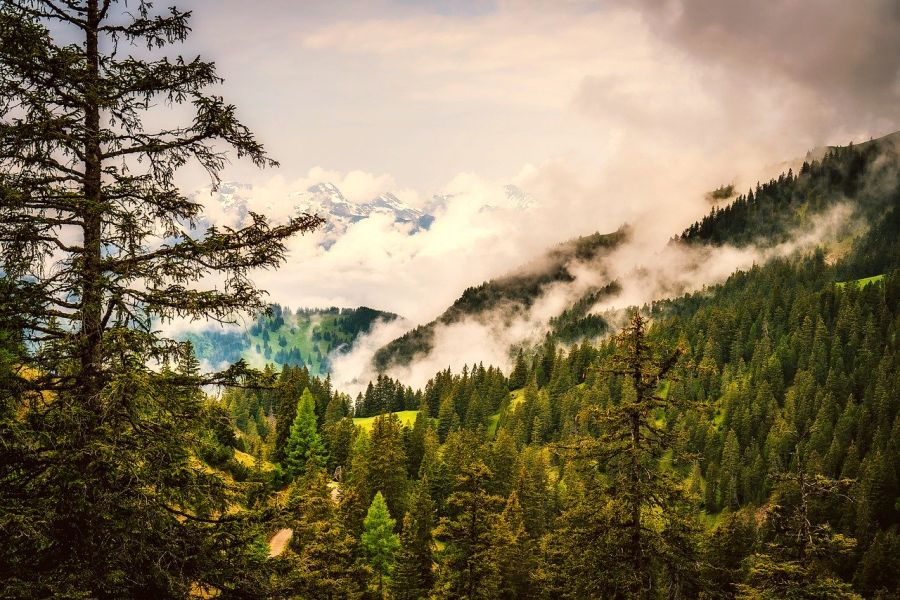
[273,464,366,598]
[0,1,320,595]
[509,349,528,390]
[284,388,327,476]
[367,412,408,518]
[361,491,400,597]
[391,479,436,599]
[433,461,504,599]
[495,490,533,599]
[563,312,700,598]
[738,449,858,598]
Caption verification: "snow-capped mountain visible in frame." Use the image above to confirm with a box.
[191,181,535,249]
[192,182,434,247]
[289,183,431,235]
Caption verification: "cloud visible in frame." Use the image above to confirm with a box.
[329,200,861,393]
[167,1,898,392]
[629,0,900,131]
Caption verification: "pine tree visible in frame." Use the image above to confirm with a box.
[564,312,700,598]
[361,491,400,597]
[390,479,436,599]
[283,388,327,476]
[0,1,320,595]
[433,461,504,599]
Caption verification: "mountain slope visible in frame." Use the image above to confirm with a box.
[376,130,900,373]
[185,305,397,376]
[681,131,899,248]
[373,228,627,370]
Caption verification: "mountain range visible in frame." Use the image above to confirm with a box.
[194,181,536,249]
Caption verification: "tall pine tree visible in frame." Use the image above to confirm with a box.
[0,1,321,596]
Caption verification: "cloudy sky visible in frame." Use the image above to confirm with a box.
[168,0,899,322]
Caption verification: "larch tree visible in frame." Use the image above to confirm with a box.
[0,1,321,596]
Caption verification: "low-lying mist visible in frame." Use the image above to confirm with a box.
[329,202,860,394]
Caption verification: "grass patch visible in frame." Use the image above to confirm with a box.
[699,511,721,529]
[353,410,421,431]
[656,380,670,399]
[836,274,884,289]
[234,450,275,471]
[486,413,501,439]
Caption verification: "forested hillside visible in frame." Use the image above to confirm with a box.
[1,1,898,595]
[184,305,396,375]
[373,228,626,370]
[205,137,900,597]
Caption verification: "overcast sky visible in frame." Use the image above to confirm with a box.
[163,0,899,321]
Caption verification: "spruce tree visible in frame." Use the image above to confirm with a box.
[0,1,321,596]
[433,461,503,599]
[283,388,327,476]
[273,464,365,598]
[367,412,408,517]
[562,312,700,598]
[509,349,528,390]
[361,491,400,597]
[495,490,533,599]
[391,478,436,599]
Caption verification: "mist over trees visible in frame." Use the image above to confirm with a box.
[1,1,899,599]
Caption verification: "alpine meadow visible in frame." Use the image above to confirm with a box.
[1,1,899,599]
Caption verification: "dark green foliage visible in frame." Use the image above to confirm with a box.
[546,314,701,599]
[391,479,436,599]
[508,349,528,390]
[366,413,409,518]
[707,183,736,201]
[272,465,366,598]
[433,462,504,599]
[0,1,321,596]
[682,133,898,247]
[355,373,418,417]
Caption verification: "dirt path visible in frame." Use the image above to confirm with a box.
[268,528,293,557]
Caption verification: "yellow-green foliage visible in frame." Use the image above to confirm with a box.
[233,449,275,472]
[352,410,421,432]
[836,274,884,289]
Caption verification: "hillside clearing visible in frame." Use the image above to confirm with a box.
[352,410,421,431]
[836,274,884,289]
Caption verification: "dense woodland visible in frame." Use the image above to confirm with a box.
[215,138,900,599]
[0,1,898,599]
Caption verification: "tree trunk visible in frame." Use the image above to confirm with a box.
[80,0,104,406]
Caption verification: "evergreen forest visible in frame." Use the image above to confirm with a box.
[0,1,898,599]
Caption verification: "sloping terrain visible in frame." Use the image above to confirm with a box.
[372,228,627,370]
[185,305,397,375]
